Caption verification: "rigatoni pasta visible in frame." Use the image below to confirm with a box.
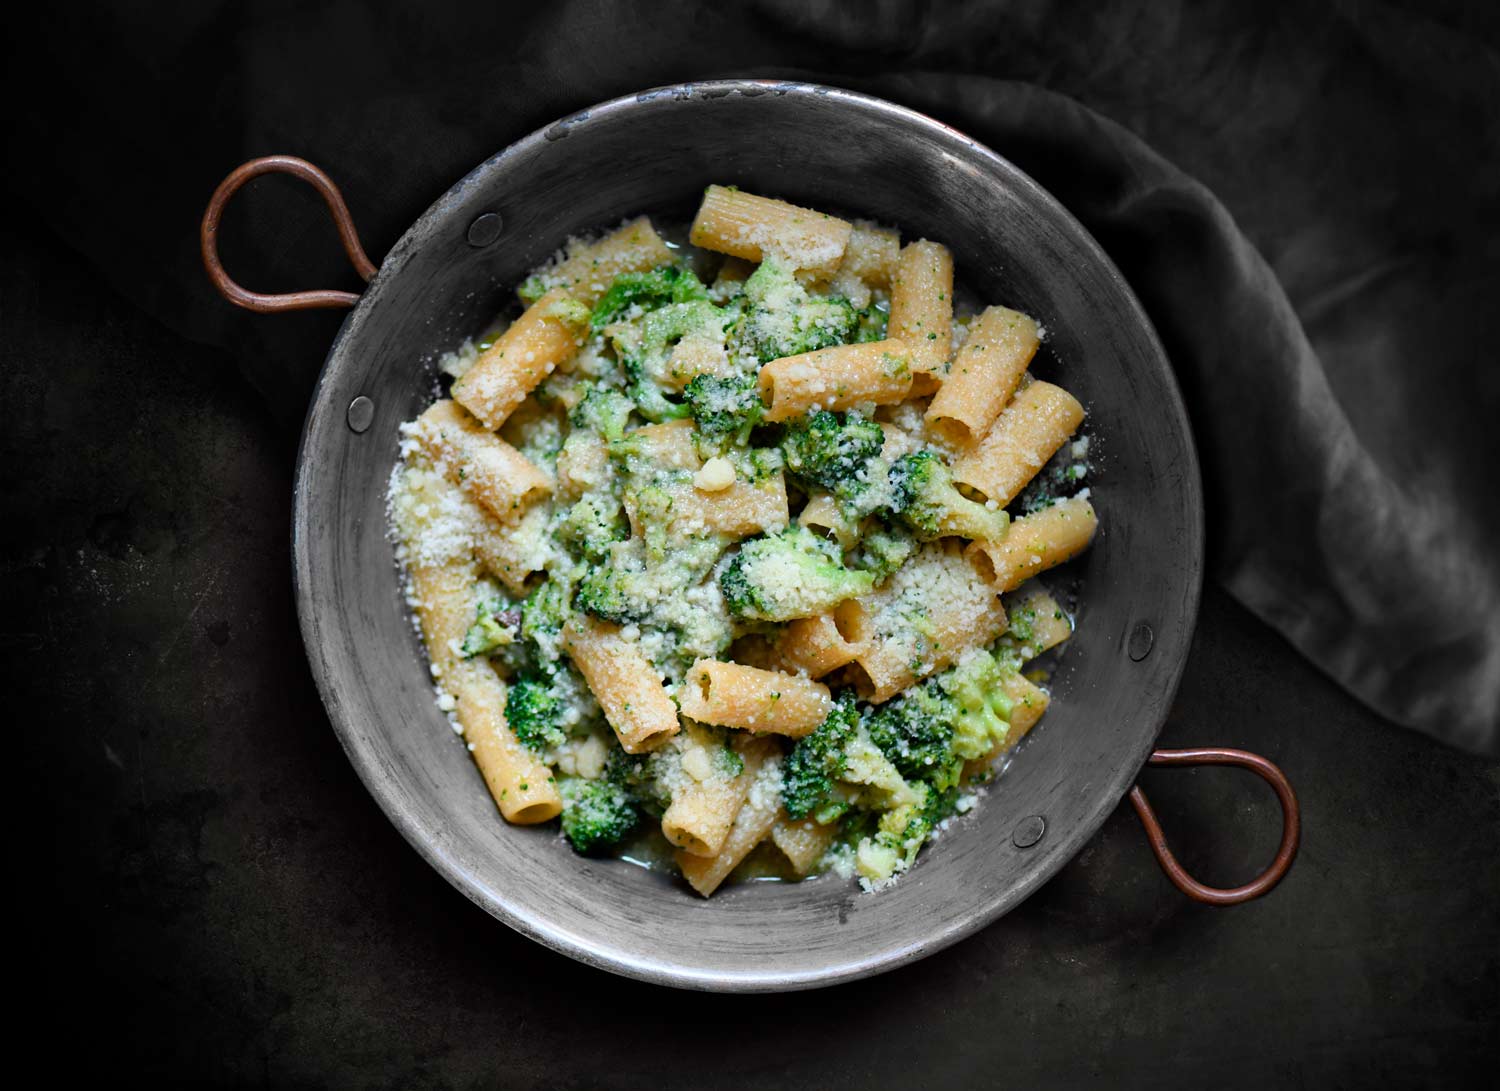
[388,183,1100,898]
[409,399,550,524]
[680,659,832,737]
[759,340,916,421]
[451,289,589,429]
[690,185,852,277]
[888,240,954,389]
[953,380,1085,507]
[925,305,1038,445]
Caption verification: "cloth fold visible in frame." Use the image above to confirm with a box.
[6,1,1496,751]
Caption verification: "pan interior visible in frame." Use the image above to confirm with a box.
[292,81,1203,991]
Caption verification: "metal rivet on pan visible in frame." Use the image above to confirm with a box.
[467,212,503,247]
[347,396,374,433]
[1012,815,1046,848]
[1128,622,1155,662]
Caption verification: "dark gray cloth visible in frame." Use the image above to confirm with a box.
[6,0,1497,750]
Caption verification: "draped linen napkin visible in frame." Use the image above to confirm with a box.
[7,0,1496,751]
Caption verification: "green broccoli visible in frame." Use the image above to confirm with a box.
[780,409,885,503]
[855,779,957,882]
[519,577,571,661]
[865,649,1017,792]
[683,373,764,448]
[866,680,962,789]
[735,258,858,363]
[614,301,729,423]
[1017,448,1090,514]
[559,774,641,853]
[887,450,1011,541]
[459,597,520,658]
[725,444,785,486]
[782,692,861,821]
[589,265,709,330]
[938,649,1016,762]
[568,383,635,442]
[848,521,918,583]
[603,743,668,816]
[505,672,566,751]
[854,302,890,343]
[575,562,647,625]
[555,494,629,562]
[719,525,876,622]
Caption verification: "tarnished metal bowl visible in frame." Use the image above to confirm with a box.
[202,80,1297,991]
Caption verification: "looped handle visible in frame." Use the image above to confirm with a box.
[1129,747,1300,905]
[201,155,378,313]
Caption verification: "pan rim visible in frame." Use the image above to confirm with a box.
[290,78,1205,991]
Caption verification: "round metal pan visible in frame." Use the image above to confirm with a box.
[202,81,1298,991]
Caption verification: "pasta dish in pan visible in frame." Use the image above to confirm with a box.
[387,185,1096,895]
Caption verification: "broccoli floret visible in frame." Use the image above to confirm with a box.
[780,409,885,503]
[575,563,646,625]
[460,597,520,657]
[888,450,1010,541]
[568,383,635,442]
[556,494,629,562]
[516,577,571,669]
[782,692,861,821]
[854,302,890,343]
[610,301,731,424]
[505,672,566,751]
[1017,445,1091,514]
[855,780,956,883]
[558,775,641,854]
[603,743,668,816]
[590,265,709,330]
[938,649,1016,761]
[719,526,876,622]
[848,521,918,583]
[683,373,764,448]
[866,681,962,788]
[865,650,1018,793]
[736,258,859,363]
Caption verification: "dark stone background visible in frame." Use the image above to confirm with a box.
[5,1,1498,1085]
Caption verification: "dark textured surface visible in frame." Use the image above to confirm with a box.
[6,0,1499,1082]
[8,211,1498,1086]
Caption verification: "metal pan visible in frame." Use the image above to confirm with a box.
[202,81,1298,991]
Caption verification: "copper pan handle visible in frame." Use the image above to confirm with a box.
[1129,747,1300,905]
[201,155,377,312]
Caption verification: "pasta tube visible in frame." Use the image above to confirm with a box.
[451,289,589,429]
[925,306,1038,445]
[888,240,954,388]
[759,339,916,422]
[771,814,839,876]
[525,216,675,305]
[797,492,861,549]
[843,543,1008,702]
[952,381,1085,506]
[967,497,1098,592]
[562,617,680,753]
[680,659,833,737]
[407,562,561,824]
[775,608,863,679]
[410,399,550,524]
[1003,584,1073,660]
[690,185,852,277]
[661,724,758,858]
[676,739,782,897]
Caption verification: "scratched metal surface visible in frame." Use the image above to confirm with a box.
[283,83,1201,989]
